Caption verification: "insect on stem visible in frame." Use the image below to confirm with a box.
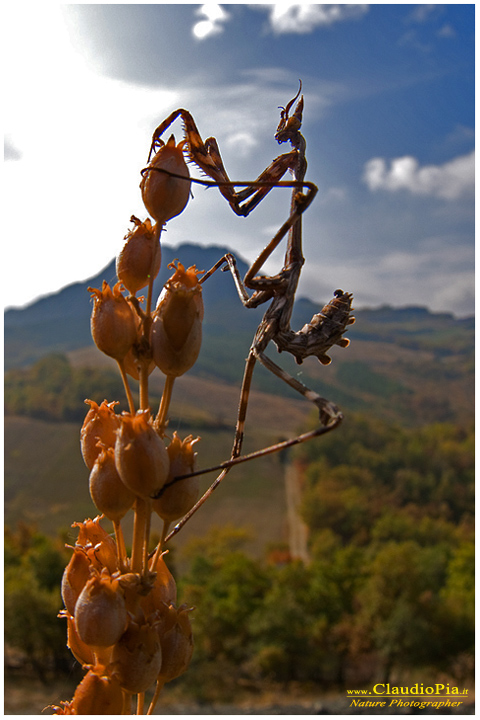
[142,93,354,543]
[141,166,318,196]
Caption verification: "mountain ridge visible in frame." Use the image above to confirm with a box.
[4,242,473,427]
[5,240,472,340]
[5,241,473,322]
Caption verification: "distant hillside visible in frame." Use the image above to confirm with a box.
[4,243,474,551]
[4,242,474,426]
[4,244,260,368]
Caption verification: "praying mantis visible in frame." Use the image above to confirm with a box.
[141,85,355,540]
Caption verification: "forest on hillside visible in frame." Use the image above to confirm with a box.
[178,414,474,695]
[5,412,474,700]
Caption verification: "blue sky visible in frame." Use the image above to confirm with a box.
[4,3,474,316]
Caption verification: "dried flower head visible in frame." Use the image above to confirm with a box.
[80,399,121,471]
[140,135,191,224]
[115,410,170,498]
[116,216,161,295]
[151,261,204,377]
[67,668,125,714]
[141,552,177,617]
[72,517,118,574]
[111,616,163,693]
[157,604,194,683]
[89,447,136,523]
[75,570,127,648]
[153,433,200,522]
[64,612,96,667]
[73,516,116,550]
[61,547,92,616]
[88,281,137,361]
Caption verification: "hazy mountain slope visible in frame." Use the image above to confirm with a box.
[5,242,474,426]
[4,242,474,547]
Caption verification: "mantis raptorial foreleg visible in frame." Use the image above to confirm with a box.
[144,87,354,542]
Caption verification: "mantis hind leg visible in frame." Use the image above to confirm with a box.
[255,349,342,427]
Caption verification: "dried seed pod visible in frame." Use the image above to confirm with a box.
[116,571,152,618]
[89,447,136,523]
[64,612,96,667]
[116,216,161,295]
[153,433,200,522]
[140,135,191,224]
[88,281,137,361]
[61,547,92,616]
[80,399,121,471]
[72,517,118,573]
[111,617,163,693]
[69,668,125,714]
[141,553,177,617]
[151,261,204,377]
[86,537,119,575]
[73,516,116,551]
[157,604,194,683]
[75,571,127,648]
[115,410,170,498]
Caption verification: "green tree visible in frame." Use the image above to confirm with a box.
[247,561,318,682]
[301,466,373,545]
[440,541,475,660]
[354,541,452,680]
[4,353,129,421]
[4,526,72,681]
[181,527,270,663]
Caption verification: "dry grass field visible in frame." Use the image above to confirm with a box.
[5,344,314,560]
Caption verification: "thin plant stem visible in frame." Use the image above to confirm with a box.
[149,532,170,572]
[136,692,145,715]
[138,231,160,410]
[142,501,152,578]
[154,375,175,434]
[161,519,171,549]
[139,361,150,411]
[117,359,136,415]
[147,680,165,715]
[93,646,112,668]
[131,497,149,574]
[123,691,133,715]
[145,271,155,319]
[149,520,171,572]
[146,225,162,317]
[113,519,129,573]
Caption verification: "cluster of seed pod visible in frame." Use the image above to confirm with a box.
[57,517,194,714]
[52,135,203,714]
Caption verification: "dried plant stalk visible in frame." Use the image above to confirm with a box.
[50,87,353,715]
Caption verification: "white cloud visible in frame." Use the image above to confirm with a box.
[362,151,475,201]
[300,236,474,317]
[437,23,456,38]
[224,131,259,157]
[407,4,438,24]
[260,4,369,34]
[3,5,473,321]
[397,28,432,53]
[320,186,348,204]
[192,4,231,40]
[4,136,22,161]
[3,11,321,312]
[443,124,475,148]
[3,4,182,308]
